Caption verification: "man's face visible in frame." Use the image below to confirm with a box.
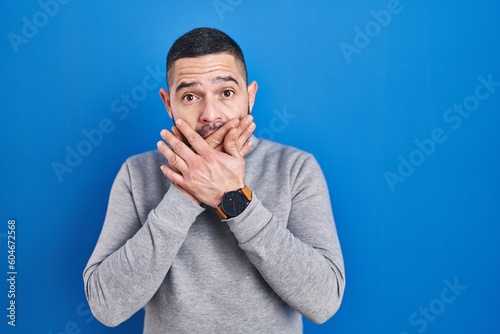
[160,53,258,139]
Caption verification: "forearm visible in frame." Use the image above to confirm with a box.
[228,198,344,323]
[83,185,203,327]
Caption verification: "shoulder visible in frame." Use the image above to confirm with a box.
[117,150,167,188]
[252,137,316,165]
[249,137,321,179]
[116,150,169,199]
[123,150,164,171]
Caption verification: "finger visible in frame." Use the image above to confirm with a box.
[223,127,243,157]
[234,115,256,154]
[157,140,187,173]
[204,118,239,150]
[239,140,252,156]
[225,115,255,156]
[160,164,184,187]
[157,131,189,172]
[167,126,184,173]
[160,127,198,164]
[175,119,211,156]
[171,125,184,142]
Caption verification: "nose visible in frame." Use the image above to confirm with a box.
[199,95,223,124]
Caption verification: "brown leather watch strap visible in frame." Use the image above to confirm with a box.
[241,186,252,201]
[215,206,228,219]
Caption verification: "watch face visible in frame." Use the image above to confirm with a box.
[221,191,247,217]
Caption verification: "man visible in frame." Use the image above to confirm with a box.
[84,27,345,333]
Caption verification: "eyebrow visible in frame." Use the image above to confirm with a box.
[175,81,201,93]
[175,76,240,93]
[212,75,240,86]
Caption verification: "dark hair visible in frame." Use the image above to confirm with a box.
[166,27,247,88]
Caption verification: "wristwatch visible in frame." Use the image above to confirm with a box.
[215,186,252,219]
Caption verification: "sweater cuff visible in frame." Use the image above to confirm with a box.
[152,184,205,234]
[226,194,272,244]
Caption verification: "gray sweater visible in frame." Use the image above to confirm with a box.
[83,135,345,334]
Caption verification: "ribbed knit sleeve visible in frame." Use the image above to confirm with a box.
[83,159,204,327]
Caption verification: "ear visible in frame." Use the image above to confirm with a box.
[159,88,173,119]
[247,81,258,113]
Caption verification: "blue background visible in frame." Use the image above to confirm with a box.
[1,0,499,333]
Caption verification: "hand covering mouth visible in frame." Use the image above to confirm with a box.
[197,121,225,138]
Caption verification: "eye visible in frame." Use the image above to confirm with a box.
[182,94,197,102]
[222,90,234,98]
